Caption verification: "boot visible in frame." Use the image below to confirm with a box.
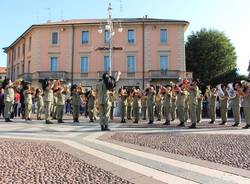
[177,122,185,127]
[104,125,110,131]
[232,123,240,127]
[148,121,153,124]
[5,118,12,122]
[188,123,197,129]
[209,120,215,124]
[45,120,53,124]
[73,118,79,123]
[242,124,250,129]
[219,121,227,125]
[163,121,170,125]
[101,125,105,131]
[58,119,64,123]
[121,119,126,123]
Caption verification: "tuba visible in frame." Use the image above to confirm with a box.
[241,80,249,88]
[52,80,61,92]
[216,84,224,98]
[13,79,22,88]
[226,83,236,98]
[62,85,70,94]
[133,88,141,97]
[76,85,84,94]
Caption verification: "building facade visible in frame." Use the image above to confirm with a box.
[4,18,192,89]
[248,61,250,79]
[0,67,7,81]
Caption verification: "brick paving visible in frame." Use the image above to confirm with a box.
[111,133,250,170]
[0,139,133,184]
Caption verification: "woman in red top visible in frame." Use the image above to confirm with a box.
[14,90,21,117]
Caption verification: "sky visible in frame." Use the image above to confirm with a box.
[0,0,249,75]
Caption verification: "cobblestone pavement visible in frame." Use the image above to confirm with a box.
[0,117,250,184]
[111,133,250,170]
[0,139,133,184]
[119,119,245,129]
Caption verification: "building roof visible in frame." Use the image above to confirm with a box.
[3,18,189,52]
[41,18,189,25]
[0,67,7,74]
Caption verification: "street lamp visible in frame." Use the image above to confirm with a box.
[98,3,123,76]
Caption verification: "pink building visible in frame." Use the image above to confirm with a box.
[0,67,7,81]
[3,18,192,89]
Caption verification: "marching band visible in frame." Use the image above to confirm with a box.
[1,75,250,130]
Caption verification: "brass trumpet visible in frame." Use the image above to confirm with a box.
[76,85,84,94]
[132,88,142,97]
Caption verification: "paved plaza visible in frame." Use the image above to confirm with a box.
[0,117,250,184]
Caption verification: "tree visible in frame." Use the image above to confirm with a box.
[185,28,237,86]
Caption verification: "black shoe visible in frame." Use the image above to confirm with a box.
[177,122,185,127]
[232,123,240,127]
[197,120,200,123]
[58,119,65,123]
[157,119,161,121]
[188,123,196,129]
[133,121,138,124]
[45,120,53,124]
[163,121,170,125]
[5,118,12,122]
[209,121,215,124]
[171,119,175,121]
[148,121,153,124]
[27,118,32,121]
[242,124,250,129]
[104,125,110,131]
[219,121,227,125]
[101,125,105,131]
[143,118,146,120]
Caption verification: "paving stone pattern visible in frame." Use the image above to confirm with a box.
[120,121,245,129]
[111,133,250,170]
[0,139,133,184]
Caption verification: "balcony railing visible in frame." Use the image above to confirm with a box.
[149,70,179,79]
[149,70,193,79]
[80,73,88,78]
[36,71,71,80]
[127,72,135,78]
[97,71,118,78]
[18,73,32,82]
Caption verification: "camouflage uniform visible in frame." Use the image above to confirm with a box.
[141,95,147,120]
[96,81,111,129]
[44,87,53,124]
[4,85,14,121]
